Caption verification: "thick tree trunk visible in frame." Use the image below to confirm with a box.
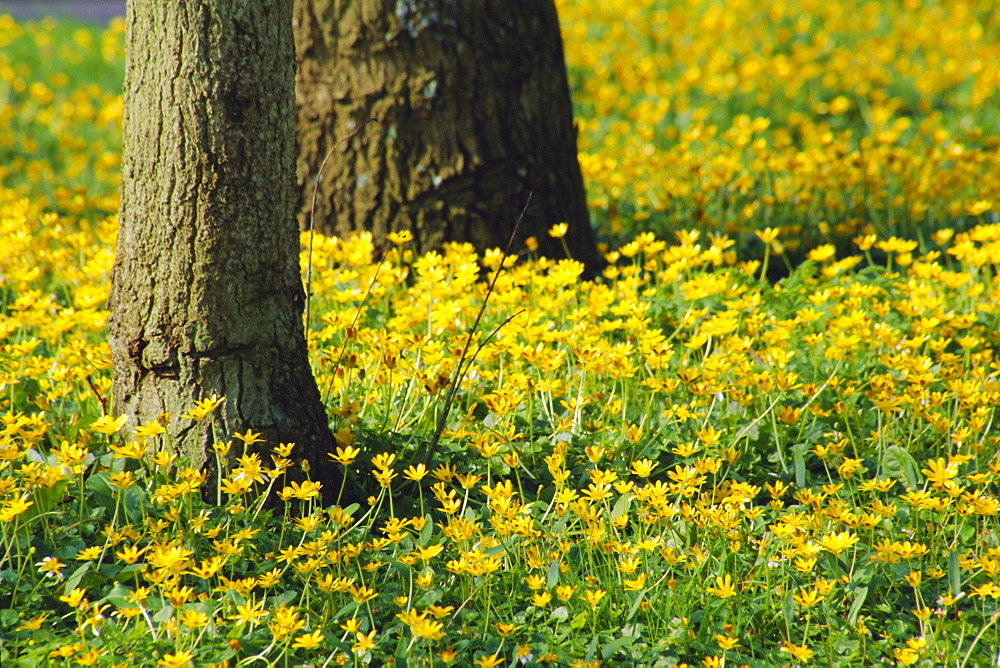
[294,0,601,272]
[109,0,339,492]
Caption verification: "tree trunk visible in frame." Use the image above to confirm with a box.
[109,0,340,493]
[294,0,601,272]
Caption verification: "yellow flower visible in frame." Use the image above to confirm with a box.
[548,223,568,238]
[921,457,957,487]
[779,642,814,662]
[36,556,65,580]
[817,531,859,556]
[470,653,505,668]
[352,629,377,653]
[281,480,322,500]
[793,587,824,608]
[755,227,780,244]
[229,600,267,626]
[875,236,918,254]
[427,604,455,619]
[178,608,209,629]
[90,414,127,435]
[705,574,737,599]
[387,230,414,244]
[807,244,836,262]
[397,609,444,640]
[531,591,552,607]
[219,477,252,496]
[115,544,144,564]
[582,588,606,608]
[16,613,49,631]
[134,420,167,440]
[147,546,192,574]
[59,588,87,608]
[403,463,428,481]
[373,467,397,488]
[150,451,177,469]
[371,452,396,470]
[292,629,324,650]
[495,622,519,636]
[212,440,232,456]
[158,651,194,668]
[109,441,148,460]
[630,458,656,477]
[109,471,136,490]
[965,200,992,216]
[233,429,264,445]
[349,584,378,603]
[179,394,225,420]
[0,496,34,522]
[75,648,101,666]
[329,445,360,465]
[269,604,304,640]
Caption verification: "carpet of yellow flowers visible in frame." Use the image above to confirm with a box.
[562,0,1000,258]
[2,3,1000,667]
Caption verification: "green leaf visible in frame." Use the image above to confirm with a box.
[740,420,760,442]
[884,445,920,489]
[570,611,589,630]
[419,513,433,546]
[386,558,409,579]
[394,640,409,668]
[782,590,795,633]
[611,492,632,522]
[847,586,869,626]
[0,607,19,627]
[547,560,561,588]
[62,562,92,594]
[121,484,151,524]
[949,550,962,596]
[268,589,297,607]
[84,471,115,510]
[153,605,174,623]
[602,635,636,659]
[102,582,134,608]
[624,591,646,623]
[791,442,809,487]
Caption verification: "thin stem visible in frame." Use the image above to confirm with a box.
[421,194,532,468]
[304,118,379,333]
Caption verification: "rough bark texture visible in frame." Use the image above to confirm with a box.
[109,0,340,491]
[294,0,601,273]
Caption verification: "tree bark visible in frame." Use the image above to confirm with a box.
[294,0,601,273]
[109,0,340,492]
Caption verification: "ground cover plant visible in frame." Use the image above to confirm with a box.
[2,4,1000,667]
[560,0,1000,265]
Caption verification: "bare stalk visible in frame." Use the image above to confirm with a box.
[304,118,379,333]
[421,194,532,467]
